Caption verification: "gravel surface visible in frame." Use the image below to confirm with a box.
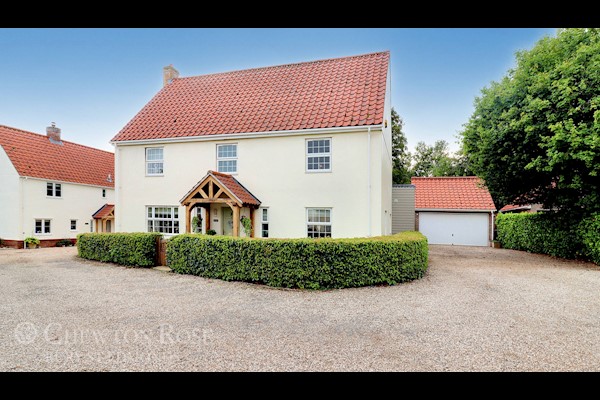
[1,245,599,371]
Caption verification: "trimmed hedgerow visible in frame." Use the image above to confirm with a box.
[167,232,428,289]
[77,233,161,267]
[496,212,582,259]
[579,213,600,265]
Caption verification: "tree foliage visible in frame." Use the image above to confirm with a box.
[411,140,472,177]
[391,108,412,184]
[461,28,600,214]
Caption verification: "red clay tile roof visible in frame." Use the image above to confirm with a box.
[209,171,260,206]
[411,177,496,211]
[92,204,115,219]
[112,51,389,142]
[0,125,115,188]
[500,204,528,212]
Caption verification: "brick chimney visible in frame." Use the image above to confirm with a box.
[46,122,61,144]
[163,64,179,86]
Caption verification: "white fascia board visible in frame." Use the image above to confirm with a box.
[111,125,383,146]
[415,208,497,213]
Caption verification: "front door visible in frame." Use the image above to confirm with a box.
[222,207,233,236]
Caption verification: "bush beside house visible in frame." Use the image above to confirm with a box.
[167,232,428,289]
[496,213,600,264]
[77,233,161,267]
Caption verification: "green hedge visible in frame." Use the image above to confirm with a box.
[167,232,428,289]
[496,212,582,259]
[77,233,161,267]
[497,212,600,265]
[579,213,600,265]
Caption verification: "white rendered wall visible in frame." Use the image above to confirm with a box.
[115,129,388,238]
[0,147,21,240]
[21,178,114,240]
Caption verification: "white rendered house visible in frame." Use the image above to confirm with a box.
[112,52,392,239]
[0,124,115,247]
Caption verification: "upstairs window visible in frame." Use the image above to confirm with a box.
[47,182,62,197]
[70,220,77,231]
[217,144,237,173]
[102,189,106,198]
[306,138,331,172]
[146,147,164,176]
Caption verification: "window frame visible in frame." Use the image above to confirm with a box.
[260,207,269,238]
[34,219,52,235]
[305,138,332,173]
[70,219,77,231]
[146,206,180,235]
[102,189,106,198]
[306,208,332,238]
[46,182,62,198]
[216,143,238,174]
[145,147,164,176]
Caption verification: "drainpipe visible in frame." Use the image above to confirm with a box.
[367,126,372,237]
[20,177,26,245]
[491,210,495,244]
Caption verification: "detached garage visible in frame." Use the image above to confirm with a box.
[411,177,496,247]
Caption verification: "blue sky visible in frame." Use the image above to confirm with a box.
[0,28,556,152]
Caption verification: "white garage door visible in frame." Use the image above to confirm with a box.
[419,212,489,246]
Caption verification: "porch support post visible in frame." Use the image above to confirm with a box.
[205,205,210,232]
[232,205,240,237]
[102,219,106,233]
[250,207,255,238]
[185,204,191,234]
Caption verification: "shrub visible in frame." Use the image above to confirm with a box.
[55,239,74,247]
[77,233,161,267]
[496,212,582,259]
[206,229,217,236]
[24,237,41,247]
[579,213,600,265]
[167,232,428,289]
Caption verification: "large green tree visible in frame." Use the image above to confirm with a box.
[391,108,412,184]
[411,139,472,177]
[461,28,600,214]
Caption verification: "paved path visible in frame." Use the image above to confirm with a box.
[0,245,598,371]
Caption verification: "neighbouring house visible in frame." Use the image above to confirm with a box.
[412,177,496,246]
[499,203,545,213]
[111,52,392,238]
[0,124,115,248]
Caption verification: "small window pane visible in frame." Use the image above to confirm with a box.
[35,220,42,234]
[44,220,51,234]
[146,148,163,161]
[262,223,269,238]
[218,160,237,173]
[47,183,53,196]
[55,184,61,197]
[262,208,268,222]
[102,189,106,198]
[70,220,77,230]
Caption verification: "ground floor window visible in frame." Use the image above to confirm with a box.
[35,219,51,234]
[70,219,77,231]
[147,206,180,234]
[261,208,269,238]
[306,208,331,238]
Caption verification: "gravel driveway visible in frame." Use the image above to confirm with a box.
[1,245,599,371]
